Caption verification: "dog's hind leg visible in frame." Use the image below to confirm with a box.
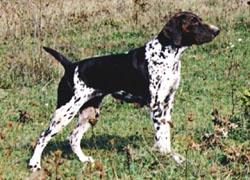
[28,97,88,171]
[67,107,97,162]
[28,67,95,171]
[67,97,103,163]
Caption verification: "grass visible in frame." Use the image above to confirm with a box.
[0,0,249,179]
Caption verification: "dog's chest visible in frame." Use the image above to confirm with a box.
[145,39,184,100]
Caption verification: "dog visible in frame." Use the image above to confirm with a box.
[28,12,220,171]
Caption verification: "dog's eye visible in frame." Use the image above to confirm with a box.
[191,17,198,23]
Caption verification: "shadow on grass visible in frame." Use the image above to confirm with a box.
[42,133,144,157]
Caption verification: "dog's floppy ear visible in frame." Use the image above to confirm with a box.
[161,16,182,47]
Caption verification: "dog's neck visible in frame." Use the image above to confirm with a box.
[145,37,187,64]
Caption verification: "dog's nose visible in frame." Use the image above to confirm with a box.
[208,24,220,36]
[214,28,220,36]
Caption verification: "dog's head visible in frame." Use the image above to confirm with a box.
[159,12,220,47]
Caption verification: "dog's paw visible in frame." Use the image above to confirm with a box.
[153,143,170,155]
[28,160,41,172]
[79,156,94,163]
[172,153,185,164]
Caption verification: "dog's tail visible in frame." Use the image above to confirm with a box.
[43,47,73,69]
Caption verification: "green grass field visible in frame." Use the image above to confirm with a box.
[0,0,249,179]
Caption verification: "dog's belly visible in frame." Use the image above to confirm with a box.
[112,91,148,106]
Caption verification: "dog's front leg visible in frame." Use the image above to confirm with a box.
[150,91,185,163]
[150,101,173,155]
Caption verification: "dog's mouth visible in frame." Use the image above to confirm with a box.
[195,35,216,45]
[194,28,220,45]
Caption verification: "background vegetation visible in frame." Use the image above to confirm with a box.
[0,0,249,179]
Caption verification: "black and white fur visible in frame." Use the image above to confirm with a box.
[29,12,220,171]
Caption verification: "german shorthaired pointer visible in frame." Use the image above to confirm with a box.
[29,12,220,171]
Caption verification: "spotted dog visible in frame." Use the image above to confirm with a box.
[28,12,220,171]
